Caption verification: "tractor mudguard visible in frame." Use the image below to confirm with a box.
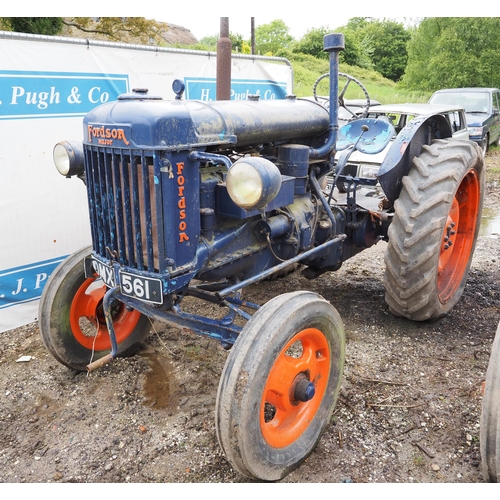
[377,114,452,204]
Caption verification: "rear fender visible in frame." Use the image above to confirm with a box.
[378,114,452,204]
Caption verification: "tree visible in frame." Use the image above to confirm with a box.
[254,19,293,55]
[403,18,500,91]
[293,26,367,68]
[198,32,249,53]
[294,26,332,60]
[364,20,410,82]
[61,17,166,45]
[335,18,409,81]
[2,17,63,35]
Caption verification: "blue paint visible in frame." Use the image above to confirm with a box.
[0,256,67,309]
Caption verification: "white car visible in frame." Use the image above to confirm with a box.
[330,103,469,192]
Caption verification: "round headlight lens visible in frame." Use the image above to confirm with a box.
[226,161,263,209]
[226,157,282,211]
[53,143,71,176]
[53,141,85,177]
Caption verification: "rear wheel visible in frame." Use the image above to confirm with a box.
[215,291,345,481]
[384,139,484,321]
[39,246,151,371]
[480,320,500,482]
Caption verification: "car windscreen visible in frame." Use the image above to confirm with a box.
[430,92,489,113]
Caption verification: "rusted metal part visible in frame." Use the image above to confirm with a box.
[251,17,255,55]
[217,17,232,100]
[87,353,114,372]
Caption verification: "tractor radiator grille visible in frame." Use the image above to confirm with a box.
[84,146,164,272]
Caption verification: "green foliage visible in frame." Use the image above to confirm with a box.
[364,20,410,81]
[3,17,63,35]
[404,17,500,91]
[229,32,245,53]
[293,26,332,59]
[341,31,370,68]
[334,18,410,81]
[199,34,218,49]
[255,19,293,55]
[198,32,251,53]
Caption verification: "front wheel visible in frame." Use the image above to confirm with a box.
[215,291,345,481]
[384,139,484,321]
[39,246,152,371]
[480,321,500,482]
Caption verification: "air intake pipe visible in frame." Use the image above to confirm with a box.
[309,33,344,159]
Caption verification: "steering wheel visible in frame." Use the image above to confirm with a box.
[313,72,371,121]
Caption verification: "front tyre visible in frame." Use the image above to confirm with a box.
[480,321,500,482]
[38,246,151,371]
[384,139,484,321]
[215,291,345,481]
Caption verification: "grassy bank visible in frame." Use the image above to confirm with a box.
[288,52,430,105]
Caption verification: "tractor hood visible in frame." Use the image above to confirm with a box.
[83,90,330,151]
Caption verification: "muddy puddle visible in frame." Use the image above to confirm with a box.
[138,350,178,410]
[481,206,500,237]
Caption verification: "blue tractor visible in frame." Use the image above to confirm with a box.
[40,34,485,481]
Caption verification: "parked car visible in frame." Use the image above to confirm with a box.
[328,102,469,192]
[429,87,500,156]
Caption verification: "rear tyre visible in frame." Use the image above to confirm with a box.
[384,139,484,321]
[480,321,500,482]
[39,246,151,371]
[215,291,345,481]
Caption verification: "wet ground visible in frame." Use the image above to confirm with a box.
[0,149,500,485]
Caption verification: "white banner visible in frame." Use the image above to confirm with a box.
[0,32,293,333]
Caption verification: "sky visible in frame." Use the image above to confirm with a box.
[8,2,500,43]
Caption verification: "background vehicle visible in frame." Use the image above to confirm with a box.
[40,34,484,481]
[429,87,500,156]
[330,102,469,192]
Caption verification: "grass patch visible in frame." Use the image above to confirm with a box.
[287,52,432,104]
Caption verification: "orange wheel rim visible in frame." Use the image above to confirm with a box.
[260,328,330,448]
[438,169,480,303]
[69,277,141,350]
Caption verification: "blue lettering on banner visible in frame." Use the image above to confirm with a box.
[0,70,129,119]
[0,257,68,309]
[184,77,288,101]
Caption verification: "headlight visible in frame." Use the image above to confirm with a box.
[467,126,484,137]
[53,140,85,177]
[226,157,282,211]
[358,164,380,179]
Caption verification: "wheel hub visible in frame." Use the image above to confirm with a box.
[292,374,315,403]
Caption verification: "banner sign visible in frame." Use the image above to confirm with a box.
[0,32,293,333]
[0,70,129,119]
[0,257,67,310]
[184,77,288,101]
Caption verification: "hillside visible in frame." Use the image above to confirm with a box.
[60,19,199,46]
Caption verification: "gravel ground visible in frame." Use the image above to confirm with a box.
[1,150,500,485]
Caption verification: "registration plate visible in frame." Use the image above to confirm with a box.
[91,257,163,305]
[119,270,163,305]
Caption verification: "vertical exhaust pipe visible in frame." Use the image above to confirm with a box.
[310,33,345,158]
[217,17,232,100]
